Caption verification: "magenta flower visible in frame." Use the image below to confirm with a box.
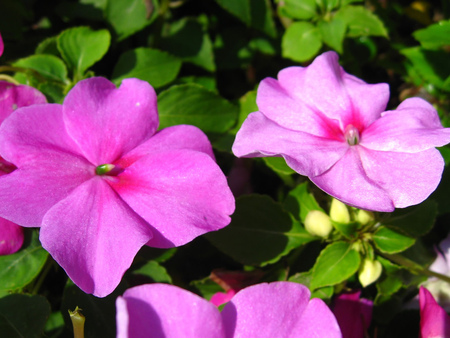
[0,77,234,297]
[0,32,47,255]
[332,290,373,338]
[232,51,450,212]
[419,286,450,338]
[116,282,342,337]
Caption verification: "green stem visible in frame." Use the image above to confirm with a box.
[31,256,55,294]
[381,253,450,284]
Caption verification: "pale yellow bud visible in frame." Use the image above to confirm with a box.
[356,209,374,225]
[358,258,382,287]
[329,198,350,224]
[69,306,85,338]
[304,210,333,238]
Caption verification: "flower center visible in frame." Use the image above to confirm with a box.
[95,164,122,176]
[344,124,360,146]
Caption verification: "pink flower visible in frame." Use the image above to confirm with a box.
[0,77,234,297]
[332,291,373,338]
[0,32,47,255]
[419,286,450,338]
[232,51,450,212]
[116,282,342,337]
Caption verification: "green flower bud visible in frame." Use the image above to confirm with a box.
[69,306,85,338]
[330,198,350,224]
[304,210,333,238]
[358,258,382,287]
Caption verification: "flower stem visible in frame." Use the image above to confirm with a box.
[381,253,450,284]
[69,307,85,338]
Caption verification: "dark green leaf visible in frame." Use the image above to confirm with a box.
[112,48,181,88]
[282,21,323,62]
[413,20,450,50]
[0,294,50,338]
[310,241,361,289]
[334,6,388,37]
[35,36,60,57]
[215,0,250,23]
[373,226,415,254]
[206,195,316,266]
[158,84,238,133]
[250,0,277,37]
[0,230,49,292]
[57,27,110,77]
[105,0,158,40]
[283,182,324,223]
[376,256,403,296]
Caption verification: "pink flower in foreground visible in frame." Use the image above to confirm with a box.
[332,291,373,338]
[419,286,450,338]
[232,51,450,212]
[0,32,47,255]
[116,282,342,337]
[0,77,234,297]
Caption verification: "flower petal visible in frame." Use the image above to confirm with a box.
[0,218,24,255]
[0,33,3,57]
[361,97,450,153]
[40,178,153,297]
[277,51,389,129]
[63,77,158,165]
[0,81,47,123]
[221,282,341,338]
[359,147,444,209]
[419,286,450,338]
[232,112,347,177]
[0,104,85,166]
[116,284,225,338]
[117,124,215,168]
[310,148,394,212]
[110,149,235,248]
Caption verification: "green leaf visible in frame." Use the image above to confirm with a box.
[160,18,215,72]
[318,18,346,53]
[311,241,360,289]
[332,221,358,239]
[373,226,415,254]
[132,260,172,283]
[376,256,403,296]
[57,27,110,77]
[283,182,324,222]
[282,21,323,62]
[158,84,238,133]
[401,47,450,91]
[413,20,450,50]
[206,195,316,266]
[35,36,60,57]
[0,294,50,338]
[289,271,334,299]
[190,276,224,301]
[112,48,181,88]
[0,230,49,292]
[230,90,257,134]
[382,200,437,238]
[335,6,388,37]
[13,54,68,83]
[105,0,159,40]
[215,0,250,23]
[263,157,296,175]
[278,0,318,20]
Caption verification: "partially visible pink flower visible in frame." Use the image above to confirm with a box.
[0,32,47,255]
[332,290,373,338]
[116,282,342,338]
[0,77,234,297]
[232,51,450,212]
[210,289,236,307]
[419,286,450,338]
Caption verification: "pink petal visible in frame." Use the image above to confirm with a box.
[0,218,24,255]
[63,77,158,165]
[232,112,347,177]
[256,76,342,138]
[310,147,394,212]
[110,149,234,248]
[361,97,450,153]
[117,124,215,168]
[210,290,236,307]
[116,284,226,338]
[332,291,373,338]
[40,178,153,297]
[419,286,450,338]
[221,282,342,338]
[0,33,3,57]
[0,81,47,123]
[358,147,444,209]
[277,51,389,130]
